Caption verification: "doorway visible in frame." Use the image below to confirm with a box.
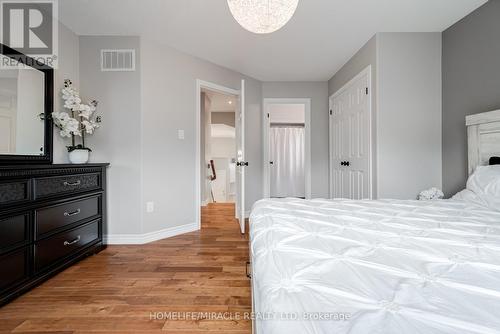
[263,98,311,199]
[201,89,237,205]
[196,80,246,234]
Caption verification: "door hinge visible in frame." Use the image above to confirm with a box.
[267,113,270,118]
[329,109,332,115]
[365,87,369,95]
[246,261,252,279]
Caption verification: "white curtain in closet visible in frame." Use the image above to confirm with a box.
[270,126,305,198]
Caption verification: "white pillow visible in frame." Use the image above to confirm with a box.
[452,189,484,207]
[465,165,500,210]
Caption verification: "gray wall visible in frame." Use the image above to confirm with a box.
[442,0,500,197]
[140,39,262,233]
[79,36,143,236]
[212,112,235,127]
[377,33,442,199]
[328,36,378,197]
[57,34,264,238]
[56,32,264,238]
[328,36,378,97]
[53,30,144,237]
[328,33,442,200]
[53,21,80,163]
[262,82,329,198]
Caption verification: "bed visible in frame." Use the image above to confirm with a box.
[249,110,500,334]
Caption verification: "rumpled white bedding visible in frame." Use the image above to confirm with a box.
[250,198,500,334]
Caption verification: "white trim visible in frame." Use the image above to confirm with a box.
[239,79,246,234]
[262,98,312,199]
[466,109,500,174]
[197,79,240,96]
[466,109,500,126]
[328,95,333,199]
[329,65,373,199]
[104,223,198,245]
[196,79,240,231]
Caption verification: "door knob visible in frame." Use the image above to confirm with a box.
[269,161,274,165]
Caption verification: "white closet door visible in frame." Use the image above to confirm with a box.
[330,70,371,199]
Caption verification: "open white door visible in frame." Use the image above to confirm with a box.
[236,79,246,234]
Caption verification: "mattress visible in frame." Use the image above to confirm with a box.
[249,198,500,334]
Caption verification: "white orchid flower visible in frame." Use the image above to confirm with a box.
[77,103,94,119]
[79,110,92,119]
[52,111,71,128]
[57,79,100,143]
[81,120,99,134]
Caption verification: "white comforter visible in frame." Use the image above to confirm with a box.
[250,198,500,334]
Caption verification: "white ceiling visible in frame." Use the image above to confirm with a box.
[59,0,487,82]
[202,89,237,112]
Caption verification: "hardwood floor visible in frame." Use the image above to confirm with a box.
[0,203,251,333]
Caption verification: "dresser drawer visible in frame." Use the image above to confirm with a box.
[35,221,99,271]
[0,214,29,253]
[34,173,101,199]
[36,196,100,238]
[0,248,29,293]
[0,181,29,206]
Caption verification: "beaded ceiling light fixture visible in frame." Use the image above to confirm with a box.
[227,0,299,34]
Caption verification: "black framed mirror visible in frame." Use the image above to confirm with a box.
[0,43,53,165]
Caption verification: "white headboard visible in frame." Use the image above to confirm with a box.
[467,109,500,175]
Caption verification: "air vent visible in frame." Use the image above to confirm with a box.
[101,49,135,71]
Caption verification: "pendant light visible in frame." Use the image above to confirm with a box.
[227,0,299,34]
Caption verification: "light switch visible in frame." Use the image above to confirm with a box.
[146,202,155,213]
[178,129,185,140]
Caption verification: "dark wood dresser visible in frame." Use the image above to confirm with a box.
[0,163,109,305]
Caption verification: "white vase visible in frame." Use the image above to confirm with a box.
[69,149,90,164]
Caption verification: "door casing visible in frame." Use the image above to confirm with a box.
[263,98,312,199]
[196,79,241,231]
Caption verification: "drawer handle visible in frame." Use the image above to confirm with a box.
[64,236,81,246]
[63,180,81,186]
[64,209,81,217]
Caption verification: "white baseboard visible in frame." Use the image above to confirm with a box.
[104,223,199,245]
